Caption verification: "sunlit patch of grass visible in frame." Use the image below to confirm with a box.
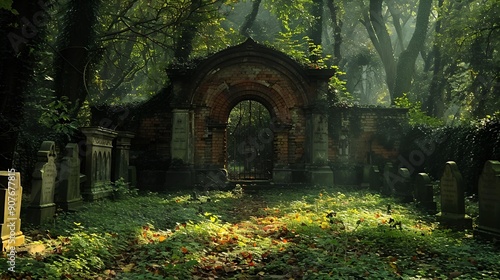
[3,186,499,279]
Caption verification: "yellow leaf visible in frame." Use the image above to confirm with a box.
[158,236,166,242]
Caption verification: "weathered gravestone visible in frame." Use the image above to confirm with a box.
[394,168,413,203]
[27,141,57,225]
[55,143,82,211]
[382,162,395,196]
[0,170,25,250]
[369,165,382,192]
[414,173,437,214]
[474,160,500,240]
[437,161,472,230]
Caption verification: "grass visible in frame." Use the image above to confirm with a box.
[1,185,499,279]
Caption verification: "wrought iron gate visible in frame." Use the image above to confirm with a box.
[227,100,273,180]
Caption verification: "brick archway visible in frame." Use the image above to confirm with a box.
[167,39,335,185]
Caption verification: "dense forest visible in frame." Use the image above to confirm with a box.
[0,0,499,170]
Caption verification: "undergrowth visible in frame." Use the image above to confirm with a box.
[1,185,498,279]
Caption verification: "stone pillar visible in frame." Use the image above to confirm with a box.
[81,127,118,201]
[0,170,25,250]
[306,112,333,185]
[113,131,135,182]
[27,141,57,225]
[55,143,83,211]
[165,109,195,188]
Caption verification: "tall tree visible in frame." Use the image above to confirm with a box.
[54,0,100,115]
[326,0,343,65]
[361,0,432,103]
[239,0,262,37]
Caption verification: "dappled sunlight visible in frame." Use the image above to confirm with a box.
[3,187,499,279]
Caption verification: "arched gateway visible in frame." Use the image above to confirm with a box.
[165,39,335,186]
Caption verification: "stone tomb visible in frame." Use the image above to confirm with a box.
[437,161,472,230]
[81,127,117,201]
[414,173,437,213]
[393,168,413,203]
[27,141,58,225]
[474,160,500,239]
[0,170,25,250]
[55,143,83,211]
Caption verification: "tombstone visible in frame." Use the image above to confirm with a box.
[474,160,500,240]
[27,141,58,225]
[393,168,413,203]
[414,173,437,213]
[113,131,135,182]
[382,162,395,196]
[55,143,83,211]
[360,165,371,188]
[369,165,382,192]
[81,127,118,201]
[437,161,472,230]
[0,170,25,250]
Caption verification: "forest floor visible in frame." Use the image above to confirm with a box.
[2,184,500,279]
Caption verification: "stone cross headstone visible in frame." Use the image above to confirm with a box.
[437,161,472,230]
[474,160,500,239]
[27,141,57,225]
[382,162,395,196]
[369,165,382,192]
[0,170,25,250]
[55,143,83,211]
[414,173,437,213]
[394,168,413,203]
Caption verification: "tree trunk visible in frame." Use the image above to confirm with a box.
[309,0,323,63]
[239,0,262,38]
[54,0,100,113]
[392,0,432,102]
[426,0,445,117]
[363,0,396,100]
[326,0,343,65]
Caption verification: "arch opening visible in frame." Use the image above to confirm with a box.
[227,99,274,180]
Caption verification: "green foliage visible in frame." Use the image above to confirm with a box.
[6,187,500,279]
[399,113,500,192]
[394,94,443,127]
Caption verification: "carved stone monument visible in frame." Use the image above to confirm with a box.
[27,141,58,225]
[81,127,118,201]
[474,160,500,239]
[55,143,83,211]
[437,161,472,230]
[0,170,25,250]
[166,109,195,187]
[306,113,334,185]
